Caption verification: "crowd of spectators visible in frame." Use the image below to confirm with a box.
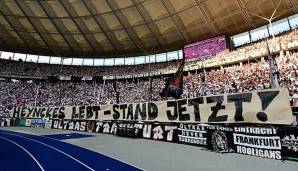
[0,49,297,114]
[186,28,298,69]
[0,28,297,125]
[184,35,227,60]
[0,29,297,79]
[0,58,179,78]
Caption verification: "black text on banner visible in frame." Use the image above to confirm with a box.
[11,88,292,124]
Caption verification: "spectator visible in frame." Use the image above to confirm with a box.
[291,89,298,126]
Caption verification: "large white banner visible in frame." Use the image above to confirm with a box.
[10,88,292,124]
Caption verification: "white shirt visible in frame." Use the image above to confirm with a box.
[292,93,298,107]
[292,115,297,126]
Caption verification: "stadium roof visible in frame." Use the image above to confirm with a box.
[0,0,297,58]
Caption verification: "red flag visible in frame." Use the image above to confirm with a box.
[16,94,22,106]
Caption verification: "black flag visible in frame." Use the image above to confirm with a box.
[113,75,120,104]
[160,60,184,99]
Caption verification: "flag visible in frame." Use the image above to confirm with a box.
[160,60,184,99]
[113,75,120,104]
[16,94,22,106]
[266,39,279,88]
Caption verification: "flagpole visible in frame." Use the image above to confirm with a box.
[180,49,186,99]
[149,58,152,101]
[34,85,39,107]
[113,75,119,104]
[133,43,154,102]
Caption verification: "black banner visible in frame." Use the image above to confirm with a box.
[51,120,87,131]
[279,126,298,161]
[206,125,234,153]
[51,120,178,142]
[90,121,177,142]
[135,122,178,142]
[206,125,282,159]
[92,121,119,135]
[177,123,207,146]
[46,119,297,161]
[232,126,282,160]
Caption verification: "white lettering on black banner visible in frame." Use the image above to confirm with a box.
[178,123,207,146]
[233,134,281,150]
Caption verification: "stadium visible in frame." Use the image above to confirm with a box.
[0,0,298,170]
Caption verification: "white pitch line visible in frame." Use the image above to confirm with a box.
[0,136,45,171]
[40,134,146,171]
[0,132,95,171]
[2,130,145,171]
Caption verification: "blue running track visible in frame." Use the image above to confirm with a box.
[0,130,143,171]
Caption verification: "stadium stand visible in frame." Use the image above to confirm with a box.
[1,28,298,122]
[1,1,298,169]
